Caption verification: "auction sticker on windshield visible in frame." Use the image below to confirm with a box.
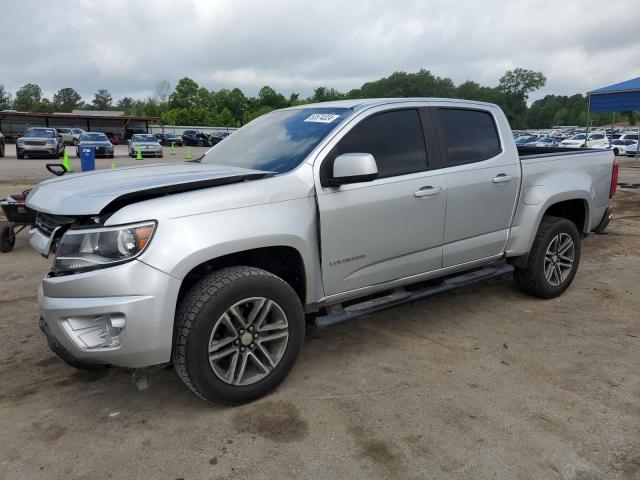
[304,113,341,123]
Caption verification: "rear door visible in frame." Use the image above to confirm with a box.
[316,108,446,297]
[432,107,520,267]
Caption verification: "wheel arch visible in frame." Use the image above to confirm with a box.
[177,245,308,309]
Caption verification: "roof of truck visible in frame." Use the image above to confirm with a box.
[287,97,498,111]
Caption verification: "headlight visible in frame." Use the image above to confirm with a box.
[46,140,55,145]
[53,221,156,274]
[17,139,24,145]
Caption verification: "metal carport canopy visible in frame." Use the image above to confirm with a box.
[587,76,640,112]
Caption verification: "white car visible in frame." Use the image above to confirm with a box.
[623,142,639,156]
[559,133,609,149]
[590,139,636,156]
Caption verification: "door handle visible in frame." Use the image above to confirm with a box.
[492,174,513,184]
[414,186,441,198]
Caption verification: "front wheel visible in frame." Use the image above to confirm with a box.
[513,216,581,298]
[173,266,305,405]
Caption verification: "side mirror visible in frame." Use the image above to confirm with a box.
[328,153,378,186]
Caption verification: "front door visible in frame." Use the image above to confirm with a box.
[316,108,447,297]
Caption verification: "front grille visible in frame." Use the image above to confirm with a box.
[25,140,45,146]
[35,212,75,236]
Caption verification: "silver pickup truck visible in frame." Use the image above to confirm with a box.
[26,98,618,404]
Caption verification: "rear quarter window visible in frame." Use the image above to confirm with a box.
[438,108,502,165]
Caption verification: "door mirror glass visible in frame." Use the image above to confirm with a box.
[329,153,378,186]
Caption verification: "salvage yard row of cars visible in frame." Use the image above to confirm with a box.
[2,127,234,159]
[514,127,640,156]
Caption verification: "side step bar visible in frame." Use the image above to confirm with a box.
[314,264,514,328]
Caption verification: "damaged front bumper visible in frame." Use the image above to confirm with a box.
[37,260,181,369]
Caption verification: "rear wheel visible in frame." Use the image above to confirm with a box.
[173,266,305,405]
[0,223,15,252]
[513,216,581,298]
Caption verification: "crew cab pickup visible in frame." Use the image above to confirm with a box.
[26,98,618,404]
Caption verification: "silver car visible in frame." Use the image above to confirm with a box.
[16,128,65,159]
[128,134,163,158]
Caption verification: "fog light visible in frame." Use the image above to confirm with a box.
[62,313,126,350]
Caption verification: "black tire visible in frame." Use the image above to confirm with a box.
[173,266,305,405]
[513,216,581,299]
[17,153,24,159]
[0,142,4,157]
[613,148,619,156]
[72,139,78,146]
[0,223,15,253]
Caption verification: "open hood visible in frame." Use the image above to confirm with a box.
[26,162,270,216]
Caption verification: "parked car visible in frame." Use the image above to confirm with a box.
[590,139,637,156]
[209,131,232,146]
[182,130,210,147]
[623,142,639,156]
[524,136,562,147]
[26,99,617,405]
[559,133,609,149]
[128,133,163,158]
[514,135,538,145]
[76,132,115,158]
[155,133,184,147]
[56,128,75,146]
[0,131,4,157]
[105,132,122,145]
[16,127,65,159]
[618,133,639,142]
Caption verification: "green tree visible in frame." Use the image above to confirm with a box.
[258,86,287,109]
[0,85,12,110]
[498,68,546,128]
[37,98,55,113]
[216,107,237,127]
[13,83,42,111]
[116,96,134,114]
[53,87,83,112]
[498,68,547,99]
[309,87,344,103]
[91,89,113,110]
[169,77,200,109]
[243,105,274,124]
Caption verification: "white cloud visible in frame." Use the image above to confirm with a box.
[2,0,640,102]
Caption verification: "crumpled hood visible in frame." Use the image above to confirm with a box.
[26,162,270,216]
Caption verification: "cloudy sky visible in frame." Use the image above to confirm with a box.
[3,0,640,103]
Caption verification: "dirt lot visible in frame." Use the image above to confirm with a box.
[0,168,638,480]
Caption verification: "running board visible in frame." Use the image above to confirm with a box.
[314,264,514,328]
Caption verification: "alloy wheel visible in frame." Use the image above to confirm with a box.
[207,297,289,386]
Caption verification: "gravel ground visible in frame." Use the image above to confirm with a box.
[0,168,638,480]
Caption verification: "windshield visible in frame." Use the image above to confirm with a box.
[132,134,157,142]
[81,133,108,142]
[24,129,55,138]
[201,108,351,173]
[73,128,85,134]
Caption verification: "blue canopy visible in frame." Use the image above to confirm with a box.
[587,77,640,112]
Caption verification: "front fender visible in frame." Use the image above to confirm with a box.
[138,197,323,304]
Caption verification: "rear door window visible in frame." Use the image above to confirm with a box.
[438,108,502,165]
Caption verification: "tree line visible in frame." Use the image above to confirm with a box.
[0,68,635,129]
